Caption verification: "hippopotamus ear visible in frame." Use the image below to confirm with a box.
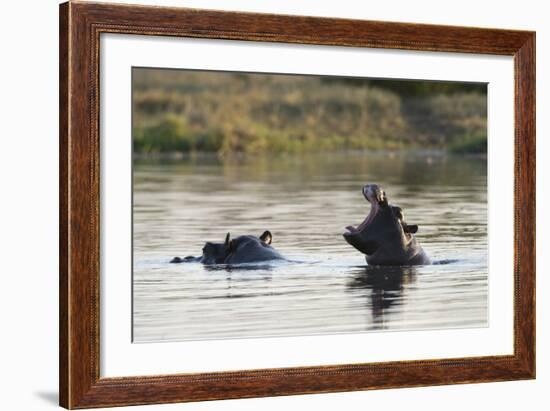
[259,230,273,245]
[403,224,418,234]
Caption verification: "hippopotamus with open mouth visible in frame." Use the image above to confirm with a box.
[343,184,431,266]
[170,231,285,265]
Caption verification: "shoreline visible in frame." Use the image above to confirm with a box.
[133,148,487,162]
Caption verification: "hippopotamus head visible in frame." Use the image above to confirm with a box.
[171,231,283,265]
[200,231,278,265]
[343,184,429,266]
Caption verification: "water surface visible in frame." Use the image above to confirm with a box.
[133,152,487,342]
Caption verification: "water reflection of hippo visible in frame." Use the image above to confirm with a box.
[347,265,417,326]
[343,184,431,266]
[170,231,285,265]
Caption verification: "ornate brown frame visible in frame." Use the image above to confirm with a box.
[59,1,535,408]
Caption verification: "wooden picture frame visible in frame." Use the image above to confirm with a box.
[59,1,535,408]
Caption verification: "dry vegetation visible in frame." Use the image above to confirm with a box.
[132,69,487,155]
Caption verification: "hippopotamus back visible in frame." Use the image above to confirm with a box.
[224,233,284,264]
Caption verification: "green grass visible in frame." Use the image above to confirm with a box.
[132,69,488,155]
[449,133,487,154]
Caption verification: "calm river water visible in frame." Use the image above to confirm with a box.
[133,152,487,342]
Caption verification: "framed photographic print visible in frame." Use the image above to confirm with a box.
[59,1,535,409]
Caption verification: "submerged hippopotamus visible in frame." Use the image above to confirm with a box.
[343,184,431,266]
[170,231,285,265]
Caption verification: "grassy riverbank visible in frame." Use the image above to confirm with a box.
[132,69,487,155]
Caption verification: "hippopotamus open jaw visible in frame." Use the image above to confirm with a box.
[343,184,431,266]
[170,231,285,265]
